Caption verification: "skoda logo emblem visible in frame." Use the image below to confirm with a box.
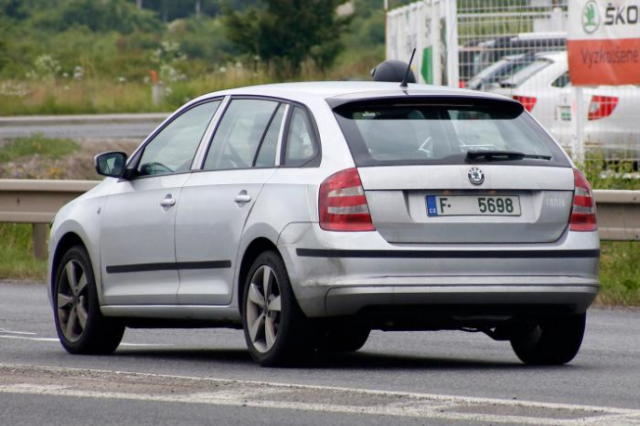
[582,0,600,34]
[468,167,484,186]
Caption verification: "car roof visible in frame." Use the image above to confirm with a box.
[195,81,510,104]
[534,51,568,61]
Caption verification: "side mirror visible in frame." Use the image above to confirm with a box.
[94,151,128,178]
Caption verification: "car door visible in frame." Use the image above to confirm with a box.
[100,100,221,305]
[175,98,286,305]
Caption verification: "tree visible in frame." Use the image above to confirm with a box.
[134,0,225,21]
[42,0,161,34]
[0,0,27,20]
[223,0,350,77]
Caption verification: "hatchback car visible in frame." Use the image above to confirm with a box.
[48,81,599,367]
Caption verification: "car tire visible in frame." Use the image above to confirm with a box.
[316,327,370,353]
[242,251,315,367]
[510,313,586,366]
[53,245,125,355]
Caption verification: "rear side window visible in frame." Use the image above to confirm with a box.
[254,104,286,168]
[284,107,318,166]
[333,98,569,167]
[552,72,571,88]
[204,99,279,171]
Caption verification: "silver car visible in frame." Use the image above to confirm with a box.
[48,82,600,367]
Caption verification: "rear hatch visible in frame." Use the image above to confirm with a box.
[332,96,574,244]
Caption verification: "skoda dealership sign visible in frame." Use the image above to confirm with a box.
[582,1,601,34]
[568,0,640,86]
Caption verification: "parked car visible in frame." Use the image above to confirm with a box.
[466,52,536,91]
[490,52,569,130]
[491,52,640,158]
[553,81,640,160]
[472,32,566,76]
[48,81,599,367]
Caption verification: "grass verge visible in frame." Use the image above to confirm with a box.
[598,241,640,306]
[0,134,79,163]
[0,224,47,281]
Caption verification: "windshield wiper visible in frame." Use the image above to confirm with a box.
[466,150,551,161]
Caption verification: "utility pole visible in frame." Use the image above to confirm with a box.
[136,0,143,9]
[195,0,201,17]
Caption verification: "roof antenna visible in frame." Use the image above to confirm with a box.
[400,48,417,88]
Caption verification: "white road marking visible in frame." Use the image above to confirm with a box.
[119,343,175,347]
[1,363,640,425]
[0,329,37,335]
[0,335,59,343]
[0,335,172,347]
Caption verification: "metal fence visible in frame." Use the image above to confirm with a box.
[387,0,640,164]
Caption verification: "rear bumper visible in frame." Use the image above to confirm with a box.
[325,281,598,317]
[277,223,600,319]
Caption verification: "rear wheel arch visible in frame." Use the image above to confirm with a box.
[237,238,282,314]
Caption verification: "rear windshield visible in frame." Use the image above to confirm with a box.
[502,58,551,87]
[333,98,569,167]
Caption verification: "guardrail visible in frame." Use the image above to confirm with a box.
[0,180,638,260]
[593,190,640,241]
[0,180,98,259]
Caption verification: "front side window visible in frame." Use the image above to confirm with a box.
[138,101,220,176]
[284,107,318,166]
[204,99,279,171]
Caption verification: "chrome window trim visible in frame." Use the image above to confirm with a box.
[192,95,231,170]
[274,104,291,167]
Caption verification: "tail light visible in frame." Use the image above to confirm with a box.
[588,95,618,120]
[459,80,466,88]
[513,95,537,112]
[319,168,375,232]
[570,169,597,232]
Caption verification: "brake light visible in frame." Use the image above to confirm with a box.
[319,168,375,232]
[512,95,537,112]
[588,95,618,120]
[570,169,597,232]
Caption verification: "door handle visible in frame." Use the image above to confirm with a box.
[160,195,176,208]
[234,191,252,204]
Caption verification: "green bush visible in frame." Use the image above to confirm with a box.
[582,151,640,190]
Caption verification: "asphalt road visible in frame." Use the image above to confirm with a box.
[1,281,640,425]
[0,119,161,140]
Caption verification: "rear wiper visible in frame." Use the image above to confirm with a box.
[466,150,551,161]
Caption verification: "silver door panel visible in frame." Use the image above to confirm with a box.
[175,169,276,305]
[100,174,189,305]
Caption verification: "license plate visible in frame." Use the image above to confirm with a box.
[558,105,571,121]
[426,195,521,217]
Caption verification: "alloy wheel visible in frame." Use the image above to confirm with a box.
[246,265,282,353]
[57,260,89,343]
